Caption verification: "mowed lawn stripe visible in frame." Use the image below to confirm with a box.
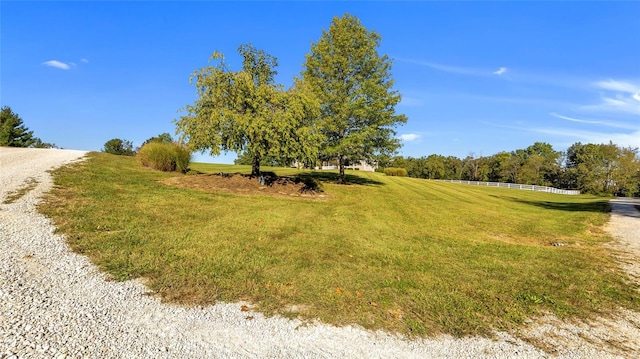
[40,152,639,337]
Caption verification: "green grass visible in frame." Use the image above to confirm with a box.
[3,177,38,204]
[40,152,639,337]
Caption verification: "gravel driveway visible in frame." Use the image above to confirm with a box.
[1,148,638,358]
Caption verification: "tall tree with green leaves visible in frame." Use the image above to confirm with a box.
[515,142,562,186]
[566,142,640,196]
[0,106,36,147]
[303,14,407,184]
[613,146,640,196]
[425,154,447,179]
[176,44,322,177]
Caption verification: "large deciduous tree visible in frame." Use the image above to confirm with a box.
[303,14,407,184]
[565,142,640,196]
[0,106,36,147]
[515,142,562,186]
[176,44,322,178]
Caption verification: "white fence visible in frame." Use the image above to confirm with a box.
[433,179,580,195]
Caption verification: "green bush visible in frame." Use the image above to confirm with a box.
[103,138,136,156]
[383,167,408,177]
[137,142,192,173]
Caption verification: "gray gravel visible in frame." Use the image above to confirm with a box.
[0,147,636,358]
[607,197,640,284]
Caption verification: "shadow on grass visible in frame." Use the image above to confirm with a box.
[491,195,611,214]
[293,171,384,186]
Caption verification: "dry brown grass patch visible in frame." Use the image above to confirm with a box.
[161,173,328,200]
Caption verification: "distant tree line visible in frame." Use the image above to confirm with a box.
[102,132,175,156]
[384,141,640,196]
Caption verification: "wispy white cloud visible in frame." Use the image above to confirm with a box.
[399,133,421,142]
[493,67,507,76]
[551,112,601,124]
[482,121,640,148]
[396,58,494,77]
[582,93,640,115]
[42,60,71,70]
[42,58,89,70]
[412,60,482,76]
[550,112,639,130]
[531,127,640,148]
[583,79,640,115]
[399,59,590,90]
[593,79,639,94]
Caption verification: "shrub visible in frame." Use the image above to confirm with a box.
[384,167,408,177]
[174,145,192,173]
[137,142,192,173]
[103,138,136,156]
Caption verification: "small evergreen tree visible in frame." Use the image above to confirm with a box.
[0,106,37,147]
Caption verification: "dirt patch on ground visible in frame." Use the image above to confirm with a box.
[161,172,328,200]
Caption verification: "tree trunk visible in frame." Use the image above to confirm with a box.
[251,155,261,178]
[338,154,346,184]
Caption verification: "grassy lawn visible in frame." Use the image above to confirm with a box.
[40,152,639,337]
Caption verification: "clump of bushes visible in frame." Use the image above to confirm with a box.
[103,138,136,156]
[137,142,192,173]
[383,167,408,177]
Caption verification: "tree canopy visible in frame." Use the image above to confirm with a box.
[142,132,173,147]
[176,44,322,177]
[0,106,37,147]
[566,142,640,196]
[303,14,407,183]
[387,141,640,196]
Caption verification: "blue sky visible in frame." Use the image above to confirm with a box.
[2,1,639,163]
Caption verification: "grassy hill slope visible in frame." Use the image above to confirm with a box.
[40,152,639,336]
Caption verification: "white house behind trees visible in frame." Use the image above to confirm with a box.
[293,159,377,172]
